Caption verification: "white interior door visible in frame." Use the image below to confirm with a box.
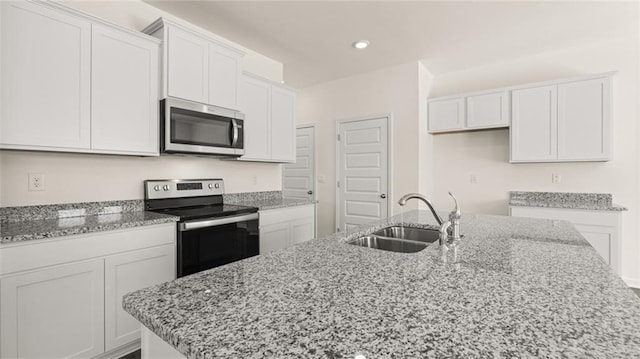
[283,126,315,200]
[337,117,389,232]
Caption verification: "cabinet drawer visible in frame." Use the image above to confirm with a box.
[0,223,175,275]
[259,204,314,226]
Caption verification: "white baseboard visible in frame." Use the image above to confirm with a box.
[622,277,640,288]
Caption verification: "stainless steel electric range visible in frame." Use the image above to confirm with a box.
[144,179,259,278]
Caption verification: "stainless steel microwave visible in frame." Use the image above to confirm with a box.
[160,98,244,157]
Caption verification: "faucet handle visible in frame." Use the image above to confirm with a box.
[448,192,460,220]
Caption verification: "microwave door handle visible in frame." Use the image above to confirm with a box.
[231,119,239,147]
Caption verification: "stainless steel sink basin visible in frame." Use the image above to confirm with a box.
[347,226,440,253]
[348,235,428,253]
[372,226,440,244]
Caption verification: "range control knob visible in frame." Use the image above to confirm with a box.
[153,185,160,192]
[208,183,214,189]
[214,183,220,189]
[163,185,170,191]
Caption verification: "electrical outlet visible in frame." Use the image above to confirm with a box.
[470,174,478,184]
[318,175,326,184]
[551,173,561,184]
[28,173,45,191]
[252,175,258,185]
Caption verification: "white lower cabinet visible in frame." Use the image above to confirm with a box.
[1,259,105,359]
[0,223,176,358]
[105,245,175,351]
[259,204,315,255]
[509,206,621,274]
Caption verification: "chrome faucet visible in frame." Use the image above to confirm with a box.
[398,192,461,245]
[397,193,444,226]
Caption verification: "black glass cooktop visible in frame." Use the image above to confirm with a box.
[153,203,258,221]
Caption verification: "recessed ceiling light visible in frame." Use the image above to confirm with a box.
[352,40,369,49]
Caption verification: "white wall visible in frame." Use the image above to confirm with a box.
[297,62,431,236]
[0,0,284,207]
[0,151,281,206]
[427,37,640,284]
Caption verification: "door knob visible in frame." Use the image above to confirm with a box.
[307,190,313,195]
[380,194,386,199]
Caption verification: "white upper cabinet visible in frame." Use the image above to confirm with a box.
[241,75,271,159]
[0,1,161,156]
[270,85,296,162]
[208,44,242,110]
[144,18,245,110]
[428,90,509,133]
[1,1,91,149]
[91,24,159,155]
[510,74,612,163]
[511,85,557,162]
[557,77,611,161]
[237,73,296,163]
[466,90,510,129]
[166,25,209,104]
[427,97,465,132]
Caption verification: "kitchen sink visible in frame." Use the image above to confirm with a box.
[372,226,440,243]
[347,226,441,253]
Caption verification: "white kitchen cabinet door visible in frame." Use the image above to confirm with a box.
[510,85,557,162]
[290,217,315,245]
[240,75,271,160]
[105,244,175,351]
[270,86,296,162]
[237,74,297,163]
[91,24,160,155]
[260,204,315,254]
[208,43,242,111]
[166,26,209,104]
[1,259,104,358]
[557,77,611,161]
[260,222,291,255]
[466,90,509,129]
[1,1,91,149]
[427,97,465,132]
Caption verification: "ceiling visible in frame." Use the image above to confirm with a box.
[145,1,636,89]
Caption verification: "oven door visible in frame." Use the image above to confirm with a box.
[177,213,259,277]
[161,98,244,156]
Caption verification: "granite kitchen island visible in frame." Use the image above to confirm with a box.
[123,210,640,358]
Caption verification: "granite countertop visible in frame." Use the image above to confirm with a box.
[123,210,640,358]
[226,197,316,210]
[0,200,178,243]
[509,191,627,211]
[223,191,316,210]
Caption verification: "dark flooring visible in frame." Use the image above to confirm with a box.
[120,350,140,359]
[119,287,640,359]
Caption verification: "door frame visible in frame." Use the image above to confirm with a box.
[335,114,394,232]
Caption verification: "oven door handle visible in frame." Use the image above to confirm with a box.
[179,212,258,232]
